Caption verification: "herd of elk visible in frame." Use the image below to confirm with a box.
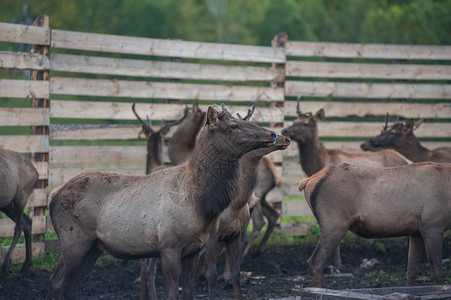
[0,149,38,275]
[299,162,451,287]
[361,115,451,163]
[281,98,412,270]
[48,104,281,299]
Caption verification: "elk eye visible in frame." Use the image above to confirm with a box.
[230,124,239,130]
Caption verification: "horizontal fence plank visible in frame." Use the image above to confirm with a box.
[50,77,284,102]
[282,200,312,217]
[0,242,45,264]
[0,135,49,153]
[0,79,49,98]
[49,168,145,187]
[51,29,286,63]
[0,51,50,70]
[286,61,451,80]
[0,108,49,126]
[32,161,48,180]
[285,81,451,99]
[284,101,451,119]
[282,121,451,138]
[51,54,283,82]
[50,124,142,141]
[27,189,47,208]
[0,22,50,45]
[286,41,451,60]
[0,216,46,237]
[50,100,284,123]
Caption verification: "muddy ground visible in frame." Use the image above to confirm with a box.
[1,234,450,300]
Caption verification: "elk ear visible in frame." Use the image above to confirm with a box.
[405,119,415,131]
[413,119,423,131]
[205,106,219,126]
[314,109,325,120]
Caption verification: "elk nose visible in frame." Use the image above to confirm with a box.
[285,137,291,144]
[281,129,287,135]
[271,131,277,139]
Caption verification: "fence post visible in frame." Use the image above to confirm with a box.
[29,15,50,244]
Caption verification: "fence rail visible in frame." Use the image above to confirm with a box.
[1,18,451,258]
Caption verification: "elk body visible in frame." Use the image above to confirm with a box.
[298,162,451,287]
[48,105,279,300]
[281,102,411,269]
[0,149,38,274]
[361,118,451,163]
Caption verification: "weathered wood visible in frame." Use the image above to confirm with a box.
[0,22,50,45]
[0,242,45,264]
[299,287,387,299]
[347,285,451,297]
[286,41,451,60]
[50,100,284,123]
[0,108,49,126]
[285,81,451,99]
[282,200,313,217]
[283,121,451,138]
[50,124,143,141]
[31,161,48,180]
[50,146,148,164]
[280,221,316,236]
[0,135,49,153]
[50,53,283,82]
[45,216,54,234]
[0,51,50,70]
[286,61,451,80]
[0,79,49,98]
[49,168,146,187]
[51,29,286,63]
[27,189,47,208]
[0,216,46,237]
[50,77,283,102]
[284,101,451,119]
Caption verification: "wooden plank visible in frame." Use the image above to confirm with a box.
[284,101,451,119]
[31,161,48,180]
[0,79,49,98]
[0,108,49,126]
[0,51,50,70]
[45,216,54,233]
[51,53,284,82]
[0,135,49,153]
[286,41,451,60]
[0,22,50,45]
[286,61,451,80]
[50,77,284,102]
[282,200,312,217]
[49,168,146,187]
[50,100,284,123]
[283,121,451,138]
[0,242,45,264]
[299,287,386,299]
[50,124,143,141]
[26,188,47,208]
[280,221,316,236]
[51,29,286,63]
[50,146,148,164]
[0,216,46,237]
[285,81,451,99]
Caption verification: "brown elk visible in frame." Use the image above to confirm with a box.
[203,106,291,299]
[361,116,451,163]
[298,162,451,287]
[0,149,38,274]
[281,98,412,269]
[48,104,279,300]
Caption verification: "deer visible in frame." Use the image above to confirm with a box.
[298,162,451,287]
[281,97,412,270]
[132,102,187,300]
[0,149,38,275]
[48,104,279,300]
[361,115,451,163]
[203,105,291,299]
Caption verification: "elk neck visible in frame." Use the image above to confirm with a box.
[398,135,430,162]
[146,134,163,174]
[297,137,327,176]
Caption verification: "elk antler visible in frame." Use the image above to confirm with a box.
[296,96,302,116]
[237,102,256,121]
[383,112,389,131]
[160,106,189,132]
[132,102,154,136]
[218,103,227,118]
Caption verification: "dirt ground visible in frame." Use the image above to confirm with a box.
[1,234,450,300]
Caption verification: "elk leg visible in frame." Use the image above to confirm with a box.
[422,231,444,285]
[406,235,424,285]
[21,213,33,273]
[140,258,158,300]
[181,252,199,300]
[161,248,182,300]
[254,197,279,255]
[1,202,25,275]
[225,234,243,300]
[243,201,265,257]
[205,239,220,300]
[330,245,343,272]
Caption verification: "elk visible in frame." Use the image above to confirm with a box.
[48,104,279,300]
[361,116,451,163]
[0,149,38,274]
[203,106,291,299]
[167,103,206,165]
[281,97,412,269]
[298,162,451,287]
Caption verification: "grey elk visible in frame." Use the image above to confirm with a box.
[361,116,451,163]
[203,105,291,300]
[298,162,451,287]
[281,99,412,270]
[0,149,38,275]
[48,104,280,300]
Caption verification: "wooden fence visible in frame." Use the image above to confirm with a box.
[0,16,450,260]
